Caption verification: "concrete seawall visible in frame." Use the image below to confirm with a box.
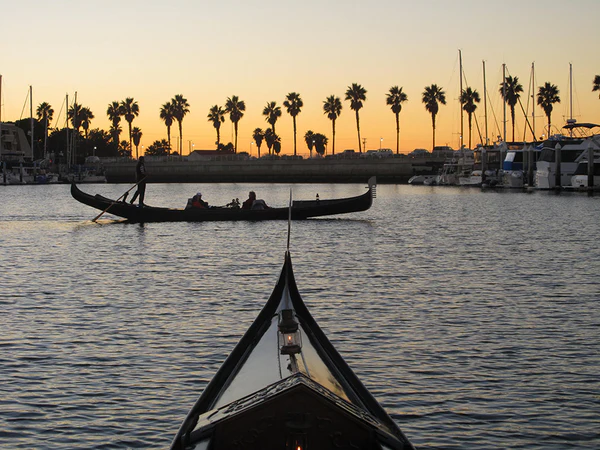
[104,156,445,184]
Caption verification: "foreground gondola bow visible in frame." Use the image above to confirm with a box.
[170,252,415,450]
[71,177,376,222]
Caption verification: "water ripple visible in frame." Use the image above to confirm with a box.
[0,184,599,449]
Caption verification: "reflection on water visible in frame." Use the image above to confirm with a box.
[1,183,599,449]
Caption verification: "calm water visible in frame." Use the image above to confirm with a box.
[1,183,599,449]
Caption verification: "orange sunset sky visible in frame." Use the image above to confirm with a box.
[1,0,599,157]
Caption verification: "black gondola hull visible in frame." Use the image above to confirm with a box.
[71,180,375,222]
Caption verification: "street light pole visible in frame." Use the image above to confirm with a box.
[380,138,383,150]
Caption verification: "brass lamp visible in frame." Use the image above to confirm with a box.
[279,309,302,355]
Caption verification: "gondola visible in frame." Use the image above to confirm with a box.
[70,178,376,223]
[170,251,416,450]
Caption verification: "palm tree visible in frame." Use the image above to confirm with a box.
[304,130,315,157]
[386,86,408,154]
[160,101,176,154]
[264,128,277,156]
[132,127,143,159]
[283,92,303,156]
[107,101,123,150]
[120,97,139,156]
[171,94,189,155]
[204,105,224,149]
[537,82,560,135]
[313,133,329,156]
[36,102,54,159]
[459,87,480,149]
[253,128,264,158]
[109,124,122,153]
[422,84,446,150]
[263,101,282,133]
[79,107,94,140]
[323,95,342,155]
[68,102,83,132]
[592,75,600,98]
[273,135,282,155]
[225,95,246,152]
[499,75,523,141]
[345,83,367,152]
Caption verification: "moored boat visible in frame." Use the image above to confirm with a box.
[71,178,376,222]
[408,174,436,185]
[170,251,415,450]
[570,155,600,190]
[534,122,600,189]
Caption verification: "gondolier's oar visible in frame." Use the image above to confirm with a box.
[92,180,143,222]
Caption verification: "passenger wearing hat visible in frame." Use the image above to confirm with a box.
[191,192,209,209]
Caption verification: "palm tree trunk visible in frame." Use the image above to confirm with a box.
[468,113,472,149]
[332,120,336,155]
[355,111,361,153]
[432,113,436,151]
[395,113,400,154]
[293,117,297,156]
[167,126,171,155]
[179,121,183,156]
[128,122,133,157]
[217,128,221,148]
[511,107,516,142]
[234,122,238,153]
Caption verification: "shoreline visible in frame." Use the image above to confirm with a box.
[103,155,445,184]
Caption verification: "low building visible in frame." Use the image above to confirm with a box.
[188,149,235,161]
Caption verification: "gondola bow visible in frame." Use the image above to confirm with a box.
[170,251,415,450]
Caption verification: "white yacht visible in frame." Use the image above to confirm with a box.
[570,154,600,190]
[534,122,600,189]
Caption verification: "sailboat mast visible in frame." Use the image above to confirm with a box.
[569,63,573,137]
[483,61,488,145]
[72,91,77,166]
[502,64,507,142]
[66,93,70,167]
[459,49,464,150]
[30,85,34,161]
[531,62,536,141]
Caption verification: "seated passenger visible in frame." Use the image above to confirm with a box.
[191,192,209,209]
[226,198,240,208]
[242,191,270,210]
[242,191,257,210]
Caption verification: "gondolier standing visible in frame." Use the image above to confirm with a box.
[130,156,147,207]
